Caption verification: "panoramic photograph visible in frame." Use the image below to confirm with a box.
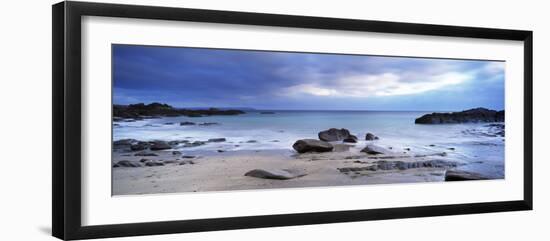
[111,44,505,195]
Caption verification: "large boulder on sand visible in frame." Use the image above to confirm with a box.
[360,144,390,155]
[150,141,172,150]
[292,139,334,153]
[245,168,307,180]
[318,128,351,141]
[445,170,489,181]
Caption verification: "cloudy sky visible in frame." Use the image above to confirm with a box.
[113,45,505,111]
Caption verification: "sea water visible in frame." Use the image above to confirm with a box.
[113,110,505,178]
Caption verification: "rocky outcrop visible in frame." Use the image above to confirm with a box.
[113,103,245,120]
[360,144,390,155]
[415,108,505,124]
[292,139,334,153]
[318,128,351,142]
[445,170,489,181]
[365,133,379,140]
[244,168,307,180]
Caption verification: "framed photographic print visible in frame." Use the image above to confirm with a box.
[52,1,533,240]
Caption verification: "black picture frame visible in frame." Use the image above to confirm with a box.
[52,1,533,240]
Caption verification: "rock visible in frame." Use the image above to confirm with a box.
[145,160,165,166]
[164,122,174,125]
[163,160,180,164]
[134,151,158,156]
[244,168,307,180]
[404,148,411,151]
[445,170,489,181]
[113,139,137,145]
[338,160,460,173]
[343,135,358,143]
[179,160,195,165]
[292,139,334,153]
[139,158,150,162]
[360,144,390,155]
[448,147,455,151]
[318,128,351,142]
[208,138,226,142]
[150,141,172,150]
[415,108,505,124]
[365,133,379,140]
[180,121,196,125]
[113,139,137,149]
[130,141,150,151]
[183,141,206,147]
[199,122,220,126]
[113,160,142,168]
[217,150,225,153]
[181,155,196,159]
[172,151,182,155]
[271,140,280,142]
[246,140,258,143]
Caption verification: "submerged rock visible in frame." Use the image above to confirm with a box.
[445,170,489,181]
[208,138,226,142]
[113,160,142,168]
[244,168,307,180]
[199,122,220,126]
[134,151,158,156]
[365,133,379,141]
[184,141,206,147]
[318,128,351,142]
[180,121,196,126]
[150,141,172,150]
[292,139,334,153]
[415,108,504,124]
[130,141,150,151]
[113,139,137,146]
[360,144,390,155]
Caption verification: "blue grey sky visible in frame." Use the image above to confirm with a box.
[113,45,505,111]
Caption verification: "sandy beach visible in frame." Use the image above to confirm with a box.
[112,141,480,195]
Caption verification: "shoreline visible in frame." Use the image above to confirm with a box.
[113,141,502,195]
